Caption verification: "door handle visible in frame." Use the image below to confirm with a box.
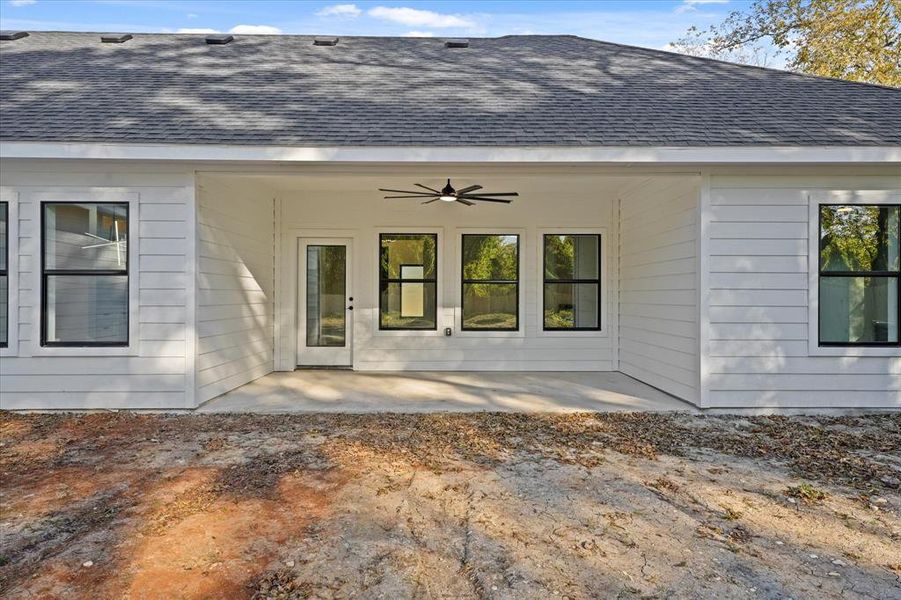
[347,306,354,310]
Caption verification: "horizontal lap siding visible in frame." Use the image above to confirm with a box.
[618,178,700,403]
[0,168,193,410]
[195,178,275,403]
[279,175,616,373]
[705,181,901,408]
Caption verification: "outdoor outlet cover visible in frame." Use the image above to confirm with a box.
[445,327,453,336]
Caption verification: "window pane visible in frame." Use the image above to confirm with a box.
[0,275,7,346]
[44,203,128,271]
[380,282,437,329]
[820,205,900,272]
[306,245,346,347]
[820,276,898,343]
[545,235,599,280]
[380,234,437,280]
[45,275,128,344]
[544,283,599,329]
[0,202,7,272]
[462,235,518,281]
[462,283,517,330]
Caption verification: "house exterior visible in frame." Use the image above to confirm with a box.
[0,32,898,411]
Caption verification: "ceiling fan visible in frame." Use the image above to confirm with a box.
[379,179,518,206]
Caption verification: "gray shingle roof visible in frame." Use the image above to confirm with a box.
[1,32,899,147]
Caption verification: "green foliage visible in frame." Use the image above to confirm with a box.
[820,205,899,272]
[786,482,829,504]
[462,235,518,298]
[673,0,901,86]
[544,235,576,279]
[380,234,436,279]
[544,307,575,328]
[309,245,345,295]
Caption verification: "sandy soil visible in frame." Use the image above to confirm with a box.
[1,412,899,599]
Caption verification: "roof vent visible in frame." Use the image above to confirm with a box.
[101,33,132,44]
[445,38,469,48]
[0,31,29,41]
[205,34,234,45]
[313,36,339,46]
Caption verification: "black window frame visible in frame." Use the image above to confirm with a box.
[461,233,520,332]
[542,233,602,332]
[818,202,900,348]
[0,201,8,348]
[41,201,130,348]
[378,233,438,331]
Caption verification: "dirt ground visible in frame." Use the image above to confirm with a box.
[1,412,899,599]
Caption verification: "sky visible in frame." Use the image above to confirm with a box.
[0,0,752,52]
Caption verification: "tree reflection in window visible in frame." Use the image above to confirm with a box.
[379,234,437,330]
[461,234,519,331]
[819,204,899,346]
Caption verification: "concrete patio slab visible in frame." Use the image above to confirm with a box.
[196,370,696,413]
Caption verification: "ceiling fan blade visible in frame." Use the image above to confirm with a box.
[421,198,440,204]
[415,183,441,194]
[456,198,475,206]
[384,195,439,199]
[463,196,512,203]
[459,192,519,197]
[455,184,482,195]
[378,188,435,196]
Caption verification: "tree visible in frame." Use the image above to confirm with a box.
[671,0,901,86]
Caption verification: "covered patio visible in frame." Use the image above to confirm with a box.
[194,170,703,409]
[195,370,695,413]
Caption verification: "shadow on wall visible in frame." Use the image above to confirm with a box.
[195,178,275,402]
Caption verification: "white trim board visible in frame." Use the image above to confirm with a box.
[2,142,899,164]
[534,227,608,339]
[371,227,445,339]
[275,228,360,372]
[23,190,141,358]
[806,189,901,357]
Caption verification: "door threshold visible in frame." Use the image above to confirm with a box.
[295,365,353,371]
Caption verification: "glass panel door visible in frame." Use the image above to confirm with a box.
[297,238,353,366]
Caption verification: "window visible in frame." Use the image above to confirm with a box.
[818,204,899,346]
[379,233,437,330]
[543,234,601,330]
[0,202,7,348]
[461,234,519,331]
[42,203,129,346]
[306,245,347,346]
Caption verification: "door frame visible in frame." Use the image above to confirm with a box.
[275,228,359,371]
[296,237,354,366]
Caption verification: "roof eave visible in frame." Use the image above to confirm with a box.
[1,141,899,164]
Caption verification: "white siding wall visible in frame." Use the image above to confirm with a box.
[0,161,195,409]
[618,177,700,403]
[276,174,618,372]
[703,176,901,408]
[196,176,275,403]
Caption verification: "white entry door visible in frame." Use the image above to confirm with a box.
[297,238,353,367]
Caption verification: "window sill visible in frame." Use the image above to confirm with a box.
[30,345,139,357]
[373,328,443,337]
[808,344,900,358]
[455,329,525,338]
[537,329,607,338]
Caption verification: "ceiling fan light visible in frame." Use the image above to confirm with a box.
[439,195,456,202]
